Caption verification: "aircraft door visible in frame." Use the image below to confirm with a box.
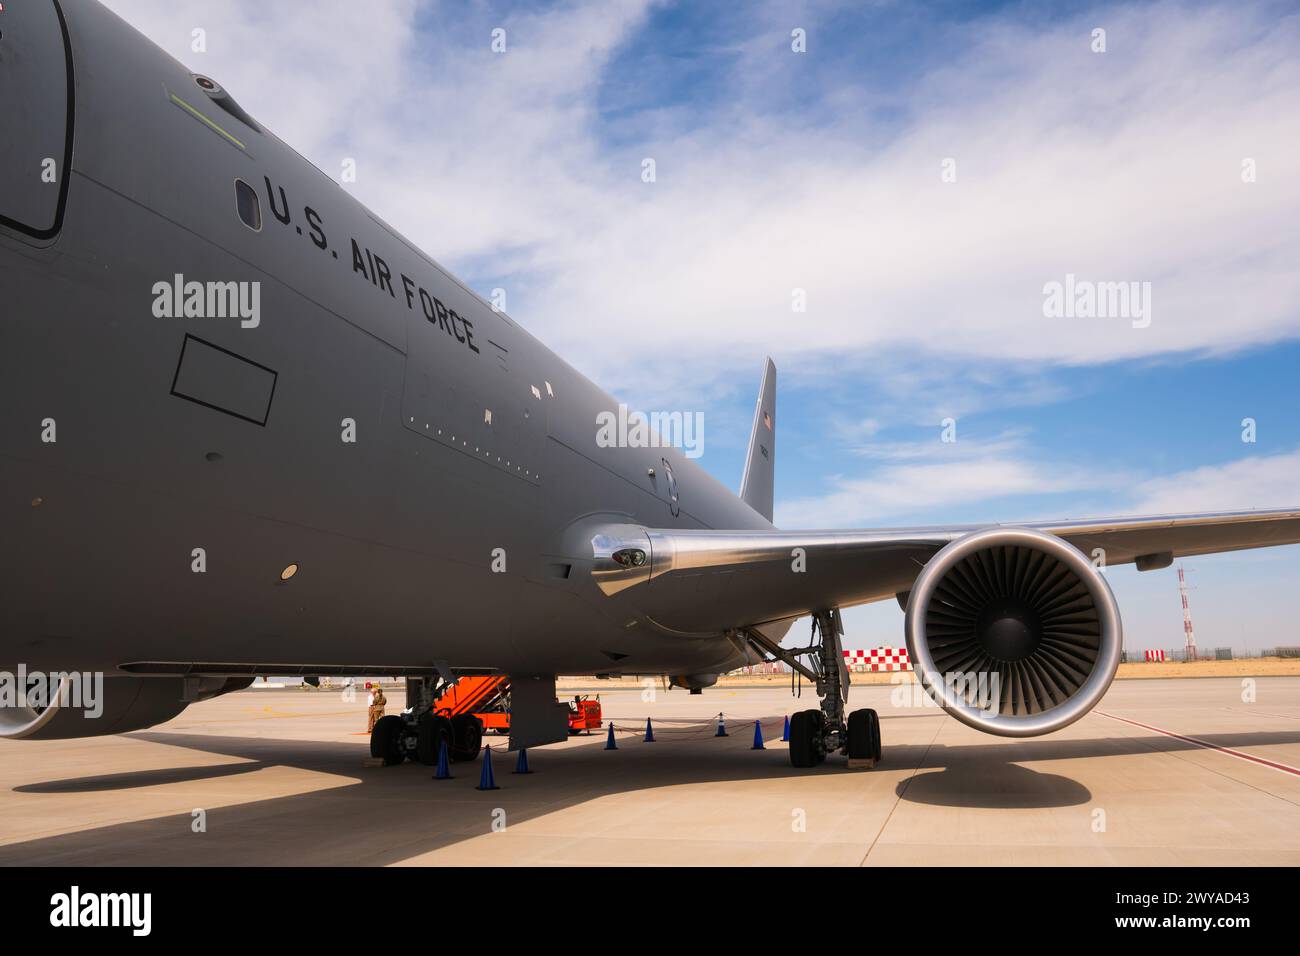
[662,457,680,517]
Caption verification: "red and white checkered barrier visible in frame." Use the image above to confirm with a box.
[1145,649,1166,662]
[844,647,912,672]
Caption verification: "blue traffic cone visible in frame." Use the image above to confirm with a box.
[752,719,765,750]
[781,715,791,742]
[605,722,618,750]
[715,713,728,737]
[433,738,452,780]
[644,717,655,742]
[513,747,532,774]
[476,745,499,790]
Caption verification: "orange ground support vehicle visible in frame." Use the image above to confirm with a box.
[564,695,603,734]
[434,676,601,736]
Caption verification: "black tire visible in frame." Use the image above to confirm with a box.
[812,710,827,764]
[450,714,483,762]
[789,709,824,768]
[847,708,881,761]
[370,714,407,766]
[415,713,454,765]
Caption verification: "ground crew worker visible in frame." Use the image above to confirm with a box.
[367,684,387,732]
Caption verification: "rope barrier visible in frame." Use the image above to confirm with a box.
[600,715,787,741]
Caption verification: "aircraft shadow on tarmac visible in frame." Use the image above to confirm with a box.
[5,726,1299,865]
[16,762,268,795]
[897,763,1090,809]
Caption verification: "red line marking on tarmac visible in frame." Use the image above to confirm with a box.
[1097,711,1300,779]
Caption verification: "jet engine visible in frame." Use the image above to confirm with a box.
[904,527,1122,737]
[0,675,252,740]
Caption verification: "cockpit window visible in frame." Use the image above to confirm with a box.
[235,179,261,231]
[0,0,73,239]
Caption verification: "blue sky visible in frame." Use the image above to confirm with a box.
[708,341,1300,656]
[107,0,1300,653]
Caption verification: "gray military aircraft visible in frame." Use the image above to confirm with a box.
[4,0,1299,768]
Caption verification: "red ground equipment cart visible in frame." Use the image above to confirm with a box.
[435,677,601,736]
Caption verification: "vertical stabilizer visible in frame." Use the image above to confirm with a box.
[739,358,777,523]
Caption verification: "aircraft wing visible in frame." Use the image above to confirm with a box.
[590,509,1300,634]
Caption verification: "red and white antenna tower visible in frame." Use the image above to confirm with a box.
[1177,564,1197,660]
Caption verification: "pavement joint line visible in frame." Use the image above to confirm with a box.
[1220,707,1300,722]
[1091,713,1300,812]
[859,713,947,867]
[1096,710,1300,780]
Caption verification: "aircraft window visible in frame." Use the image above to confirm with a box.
[531,385,542,400]
[545,381,554,397]
[484,409,493,425]
[0,0,72,238]
[234,179,261,231]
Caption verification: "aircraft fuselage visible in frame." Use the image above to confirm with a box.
[0,0,767,680]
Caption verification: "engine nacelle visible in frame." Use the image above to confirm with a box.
[669,673,719,692]
[0,675,251,740]
[904,527,1122,737]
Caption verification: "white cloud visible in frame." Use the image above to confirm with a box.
[774,431,1123,527]
[776,458,1056,528]
[779,433,1300,530]
[844,428,1030,462]
[1131,448,1300,514]
[100,0,1300,400]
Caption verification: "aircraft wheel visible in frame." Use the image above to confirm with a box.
[450,714,483,762]
[415,713,454,765]
[847,708,881,762]
[370,715,407,766]
[788,709,824,768]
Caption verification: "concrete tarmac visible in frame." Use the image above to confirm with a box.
[1,677,1298,866]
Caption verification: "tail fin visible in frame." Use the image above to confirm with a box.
[739,357,777,523]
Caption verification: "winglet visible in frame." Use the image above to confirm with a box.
[739,357,777,523]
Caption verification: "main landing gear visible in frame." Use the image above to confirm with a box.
[782,609,882,769]
[369,677,484,766]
